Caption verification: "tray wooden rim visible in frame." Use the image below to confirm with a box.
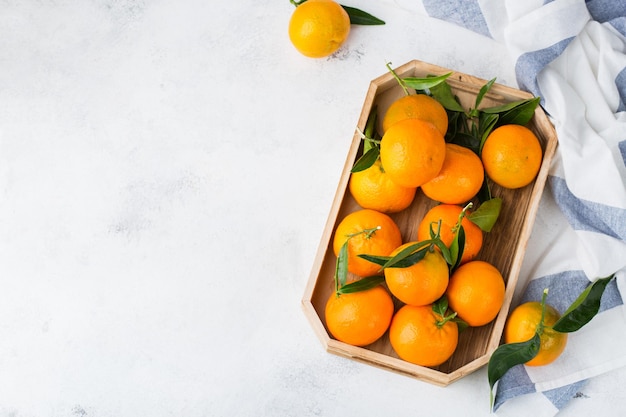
[302,59,559,386]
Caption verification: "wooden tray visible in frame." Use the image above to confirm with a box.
[301,59,558,386]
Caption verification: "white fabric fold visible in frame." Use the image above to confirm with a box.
[381,1,626,415]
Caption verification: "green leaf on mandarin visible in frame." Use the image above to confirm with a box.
[475,77,496,110]
[335,241,349,292]
[401,72,452,91]
[341,5,385,25]
[468,198,502,232]
[337,275,385,294]
[552,274,615,333]
[430,80,466,113]
[488,333,541,409]
[351,147,379,172]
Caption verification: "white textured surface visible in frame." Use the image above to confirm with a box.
[0,1,624,416]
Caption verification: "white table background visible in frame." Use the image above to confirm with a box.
[1,1,625,416]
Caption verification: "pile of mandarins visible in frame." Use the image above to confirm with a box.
[325,82,544,368]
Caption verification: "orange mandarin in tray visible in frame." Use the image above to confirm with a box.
[381,93,448,136]
[481,124,543,189]
[384,243,449,306]
[349,159,417,213]
[379,118,446,188]
[332,209,402,278]
[446,260,505,327]
[421,143,484,204]
[416,204,483,265]
[325,284,394,347]
[389,304,459,367]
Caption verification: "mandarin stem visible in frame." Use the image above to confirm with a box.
[355,128,379,145]
[430,219,443,249]
[385,62,409,96]
[436,311,457,329]
[452,202,472,234]
[364,226,381,239]
[537,288,549,336]
[346,226,381,240]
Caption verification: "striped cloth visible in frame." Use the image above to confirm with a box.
[385,0,626,415]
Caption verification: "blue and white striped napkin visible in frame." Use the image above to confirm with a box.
[384,0,626,414]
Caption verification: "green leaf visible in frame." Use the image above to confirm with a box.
[477,176,492,202]
[401,73,452,91]
[470,120,479,138]
[351,147,379,172]
[481,97,540,115]
[475,77,496,110]
[478,112,499,153]
[434,239,453,265]
[428,221,437,240]
[341,5,385,25]
[382,241,429,268]
[337,275,385,294]
[449,225,465,270]
[488,333,541,408]
[351,104,380,172]
[444,110,466,142]
[468,198,502,232]
[454,317,469,333]
[357,253,390,267]
[496,97,541,126]
[448,132,481,153]
[430,81,466,113]
[387,247,428,268]
[335,241,349,292]
[362,104,378,153]
[381,241,432,268]
[433,295,449,316]
[360,242,440,270]
[552,274,615,333]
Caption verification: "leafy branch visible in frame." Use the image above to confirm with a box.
[341,5,385,25]
[487,274,616,410]
[467,197,501,232]
[351,104,381,173]
[359,221,452,270]
[428,77,541,156]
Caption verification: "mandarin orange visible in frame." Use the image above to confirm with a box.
[421,143,484,204]
[384,243,449,306]
[288,0,350,58]
[333,209,403,277]
[416,204,483,265]
[349,159,417,213]
[389,304,459,367]
[381,94,448,136]
[446,260,505,327]
[325,284,395,346]
[379,118,446,188]
[481,124,543,189]
[504,301,568,366]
